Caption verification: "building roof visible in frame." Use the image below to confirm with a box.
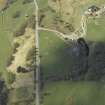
[88,5,100,12]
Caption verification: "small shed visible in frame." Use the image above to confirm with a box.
[88,5,100,13]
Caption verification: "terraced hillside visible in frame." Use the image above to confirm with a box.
[38,0,105,34]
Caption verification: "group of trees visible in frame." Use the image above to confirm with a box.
[67,40,105,81]
[77,41,105,81]
[86,42,105,81]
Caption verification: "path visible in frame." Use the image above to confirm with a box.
[33,0,40,105]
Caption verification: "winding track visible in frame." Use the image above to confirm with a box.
[39,15,87,41]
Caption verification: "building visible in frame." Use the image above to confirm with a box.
[88,5,100,13]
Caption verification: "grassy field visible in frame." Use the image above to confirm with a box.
[43,81,105,105]
[86,17,105,42]
[39,31,74,80]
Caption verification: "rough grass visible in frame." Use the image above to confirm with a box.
[86,17,105,42]
[8,86,34,105]
[43,81,105,105]
[0,0,34,80]
[38,0,105,31]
